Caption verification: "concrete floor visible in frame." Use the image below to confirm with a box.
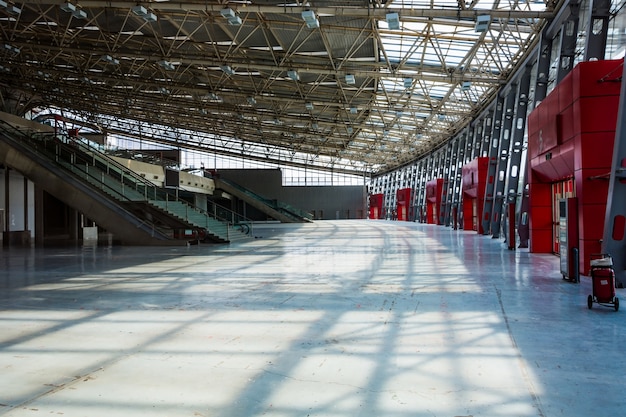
[0,220,624,417]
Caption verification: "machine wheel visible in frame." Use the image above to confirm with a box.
[615,297,619,312]
[587,295,593,309]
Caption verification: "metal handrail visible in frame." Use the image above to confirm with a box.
[0,120,254,237]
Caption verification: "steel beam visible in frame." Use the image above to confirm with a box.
[602,63,626,288]
[481,99,504,235]
[556,0,580,84]
[505,66,532,247]
[584,0,611,61]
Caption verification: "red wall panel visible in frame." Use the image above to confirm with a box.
[369,193,384,219]
[396,188,412,221]
[575,96,620,134]
[560,106,575,144]
[558,69,573,113]
[572,60,623,99]
[527,59,622,265]
[577,203,607,240]
[425,179,444,224]
[574,132,615,170]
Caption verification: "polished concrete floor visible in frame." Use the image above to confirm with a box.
[0,220,623,417]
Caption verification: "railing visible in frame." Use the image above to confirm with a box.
[217,177,313,221]
[0,120,254,238]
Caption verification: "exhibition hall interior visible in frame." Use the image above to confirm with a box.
[0,1,625,416]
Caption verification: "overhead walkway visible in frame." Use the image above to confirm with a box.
[213,177,313,223]
[0,117,250,245]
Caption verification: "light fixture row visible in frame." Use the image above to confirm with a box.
[220,8,242,26]
[131,5,157,22]
[60,2,87,19]
[0,0,20,15]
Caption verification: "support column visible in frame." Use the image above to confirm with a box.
[438,142,453,225]
[584,0,611,61]
[602,63,626,288]
[481,101,503,235]
[519,30,554,248]
[455,129,469,229]
[493,87,518,239]
[556,0,580,83]
[444,136,461,227]
[506,66,532,248]
[35,185,44,246]
[4,166,9,235]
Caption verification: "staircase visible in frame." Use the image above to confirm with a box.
[0,119,250,244]
[213,177,313,223]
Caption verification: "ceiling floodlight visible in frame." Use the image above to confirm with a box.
[305,102,314,110]
[301,10,319,28]
[345,74,355,85]
[220,65,234,75]
[60,2,76,12]
[101,54,120,65]
[350,107,357,114]
[220,8,242,25]
[132,5,157,22]
[72,9,87,19]
[143,11,157,22]
[220,7,236,19]
[132,5,147,16]
[158,60,176,71]
[386,12,400,30]
[6,3,20,15]
[287,70,299,81]
[403,78,412,88]
[247,96,256,105]
[159,87,170,95]
[3,43,19,54]
[474,14,490,32]
[461,81,471,91]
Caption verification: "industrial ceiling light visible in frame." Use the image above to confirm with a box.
[350,107,357,114]
[3,43,19,54]
[72,8,87,19]
[101,54,120,65]
[287,70,299,81]
[305,102,314,110]
[247,96,256,105]
[60,2,76,13]
[132,5,157,22]
[386,12,400,30]
[158,60,176,71]
[5,2,20,15]
[220,8,242,25]
[474,15,490,32]
[220,65,234,75]
[403,78,412,88]
[132,5,147,16]
[345,74,355,85]
[301,10,319,29]
[461,81,471,91]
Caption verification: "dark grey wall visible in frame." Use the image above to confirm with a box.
[217,169,366,220]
